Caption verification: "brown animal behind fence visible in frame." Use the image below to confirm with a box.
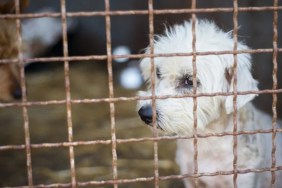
[0,0,29,101]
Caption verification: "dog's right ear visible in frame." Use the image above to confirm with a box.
[224,54,258,114]
[0,0,29,14]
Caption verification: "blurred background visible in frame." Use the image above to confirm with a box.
[0,0,281,187]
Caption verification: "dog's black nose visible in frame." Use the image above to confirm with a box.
[138,105,153,124]
[13,87,22,99]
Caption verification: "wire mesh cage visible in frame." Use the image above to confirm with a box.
[0,0,281,187]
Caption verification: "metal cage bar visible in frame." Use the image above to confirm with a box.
[1,48,282,65]
[191,0,199,187]
[1,6,282,19]
[147,0,160,187]
[232,0,239,187]
[60,0,77,187]
[104,0,119,187]
[271,0,279,186]
[14,0,33,186]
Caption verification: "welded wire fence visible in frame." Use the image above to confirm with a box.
[0,0,281,187]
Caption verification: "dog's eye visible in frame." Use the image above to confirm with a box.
[156,68,161,79]
[179,75,200,89]
[184,76,193,86]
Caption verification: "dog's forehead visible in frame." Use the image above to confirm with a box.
[156,56,192,73]
[155,55,223,76]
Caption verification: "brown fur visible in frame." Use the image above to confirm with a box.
[0,0,28,101]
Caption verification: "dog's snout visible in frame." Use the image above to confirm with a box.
[138,105,153,124]
[13,87,22,99]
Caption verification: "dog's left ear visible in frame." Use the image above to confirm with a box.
[224,55,258,114]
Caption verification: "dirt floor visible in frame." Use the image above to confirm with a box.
[0,61,184,187]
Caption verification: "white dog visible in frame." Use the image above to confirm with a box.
[137,20,282,188]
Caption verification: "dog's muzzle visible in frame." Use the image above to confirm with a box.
[138,105,153,125]
[138,105,163,130]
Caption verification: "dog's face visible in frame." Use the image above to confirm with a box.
[137,20,258,135]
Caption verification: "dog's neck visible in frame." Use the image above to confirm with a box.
[206,103,254,133]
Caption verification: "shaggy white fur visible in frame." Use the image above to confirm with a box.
[137,20,282,187]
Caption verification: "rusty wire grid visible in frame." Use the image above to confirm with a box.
[0,0,281,187]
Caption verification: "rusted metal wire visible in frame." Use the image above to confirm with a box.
[271,0,279,186]
[60,0,77,187]
[147,0,160,187]
[5,166,282,188]
[14,0,33,186]
[191,0,199,187]
[0,6,282,19]
[104,0,118,187]
[0,89,282,109]
[232,0,239,187]
[1,48,282,65]
[1,128,282,152]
